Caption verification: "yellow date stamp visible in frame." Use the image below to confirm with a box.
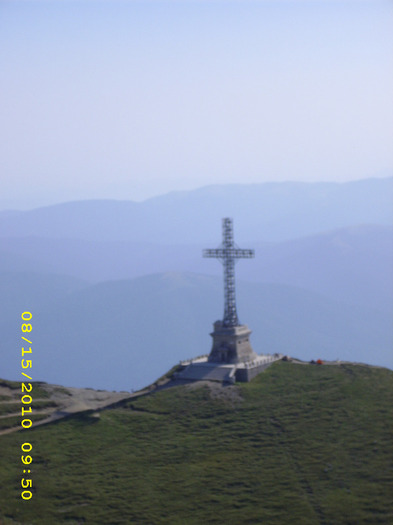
[20,311,33,501]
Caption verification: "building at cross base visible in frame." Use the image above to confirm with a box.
[209,321,256,365]
[177,218,282,384]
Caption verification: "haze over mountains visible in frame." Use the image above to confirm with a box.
[1,178,392,390]
[1,178,392,242]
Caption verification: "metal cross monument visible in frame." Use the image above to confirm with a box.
[203,218,254,328]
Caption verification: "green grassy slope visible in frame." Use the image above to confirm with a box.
[0,362,392,524]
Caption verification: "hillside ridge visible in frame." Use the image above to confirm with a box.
[0,358,387,435]
[0,360,392,524]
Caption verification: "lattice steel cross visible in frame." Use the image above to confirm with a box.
[203,218,254,327]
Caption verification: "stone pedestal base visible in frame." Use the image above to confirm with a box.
[208,321,258,364]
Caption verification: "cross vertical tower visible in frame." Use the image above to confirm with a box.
[203,218,257,364]
[203,218,254,327]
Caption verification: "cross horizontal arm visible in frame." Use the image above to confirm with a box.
[203,248,254,259]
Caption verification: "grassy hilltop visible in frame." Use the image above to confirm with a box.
[0,362,392,524]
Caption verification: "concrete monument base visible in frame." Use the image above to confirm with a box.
[208,321,258,364]
[176,354,283,384]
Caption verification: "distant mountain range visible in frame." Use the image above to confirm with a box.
[1,224,391,312]
[0,178,392,242]
[1,272,391,391]
[1,178,392,390]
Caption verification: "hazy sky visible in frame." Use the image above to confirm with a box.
[1,0,392,209]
